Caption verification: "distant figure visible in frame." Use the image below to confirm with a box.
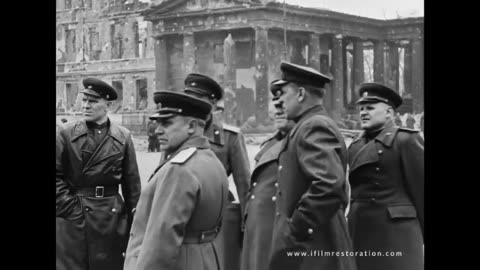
[406,113,416,129]
[394,113,403,127]
[61,118,68,124]
[147,120,160,152]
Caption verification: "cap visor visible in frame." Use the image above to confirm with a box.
[272,80,289,86]
[80,89,101,98]
[149,112,177,120]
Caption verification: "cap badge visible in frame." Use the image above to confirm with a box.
[191,82,196,86]
[88,85,93,89]
[363,92,368,97]
[106,94,110,99]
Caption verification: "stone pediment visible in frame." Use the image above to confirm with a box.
[143,0,265,18]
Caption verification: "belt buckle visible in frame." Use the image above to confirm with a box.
[95,186,104,198]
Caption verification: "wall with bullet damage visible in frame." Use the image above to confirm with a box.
[56,0,156,118]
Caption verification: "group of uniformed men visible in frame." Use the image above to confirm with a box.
[56,60,424,270]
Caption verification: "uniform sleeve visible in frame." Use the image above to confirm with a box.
[135,166,200,270]
[400,132,424,237]
[121,132,142,215]
[228,132,251,215]
[56,126,79,218]
[290,120,347,239]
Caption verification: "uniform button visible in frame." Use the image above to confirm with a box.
[375,167,380,171]
[98,130,101,134]
[308,228,314,234]
[112,208,117,212]
[276,212,280,216]
[374,182,380,186]
[214,130,220,135]
[251,195,255,200]
[371,198,376,202]
[272,196,277,202]
[274,182,278,188]
[201,233,205,240]
[252,182,257,187]
[378,150,383,154]
[386,132,391,136]
[278,165,283,171]
[85,207,91,212]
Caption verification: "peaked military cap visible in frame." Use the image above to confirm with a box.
[272,61,332,89]
[270,79,283,99]
[150,91,212,121]
[81,78,118,101]
[356,82,403,109]
[184,73,224,100]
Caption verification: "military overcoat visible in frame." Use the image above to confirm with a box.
[124,136,229,270]
[347,120,424,270]
[269,105,356,270]
[56,120,141,270]
[241,132,283,270]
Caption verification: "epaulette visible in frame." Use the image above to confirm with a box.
[398,127,420,133]
[170,147,197,164]
[223,124,241,133]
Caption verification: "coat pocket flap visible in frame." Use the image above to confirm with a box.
[387,205,417,219]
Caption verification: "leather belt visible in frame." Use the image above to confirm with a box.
[183,227,220,244]
[74,186,119,198]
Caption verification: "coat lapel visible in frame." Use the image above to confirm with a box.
[348,121,397,173]
[82,121,125,173]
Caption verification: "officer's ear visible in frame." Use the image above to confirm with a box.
[186,118,199,135]
[297,86,306,102]
[104,99,113,112]
[385,105,395,118]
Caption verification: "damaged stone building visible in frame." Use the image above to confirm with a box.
[56,0,424,132]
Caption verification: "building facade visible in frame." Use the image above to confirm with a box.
[56,0,424,132]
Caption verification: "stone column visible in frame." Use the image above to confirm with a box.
[403,42,412,96]
[308,33,321,72]
[411,36,424,112]
[154,36,168,91]
[254,27,269,124]
[182,32,195,77]
[331,35,344,122]
[319,34,332,114]
[223,33,236,92]
[373,40,385,83]
[352,38,364,102]
[387,41,400,91]
[342,39,349,107]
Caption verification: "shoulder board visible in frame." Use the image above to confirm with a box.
[223,124,241,133]
[170,147,197,164]
[398,127,420,133]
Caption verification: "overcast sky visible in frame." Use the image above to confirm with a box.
[281,0,424,19]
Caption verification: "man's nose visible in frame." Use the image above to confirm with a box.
[155,126,163,135]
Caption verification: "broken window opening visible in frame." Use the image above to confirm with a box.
[111,23,124,59]
[88,27,100,60]
[65,28,76,62]
[112,80,124,113]
[136,79,148,110]
[65,83,79,112]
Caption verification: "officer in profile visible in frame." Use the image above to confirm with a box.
[56,78,141,270]
[124,91,229,270]
[181,73,250,270]
[268,62,356,270]
[347,83,424,270]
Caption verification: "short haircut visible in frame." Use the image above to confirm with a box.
[291,82,325,98]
